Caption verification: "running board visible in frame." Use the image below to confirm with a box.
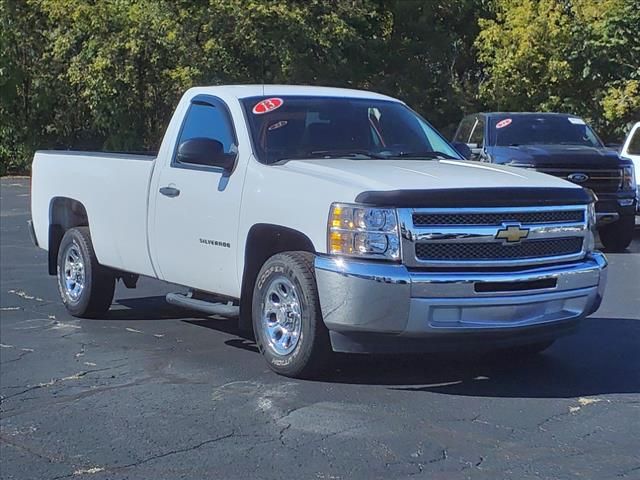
[166,292,239,318]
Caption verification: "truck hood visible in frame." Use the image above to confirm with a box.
[276,158,578,192]
[490,145,630,169]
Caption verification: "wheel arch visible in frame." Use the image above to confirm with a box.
[48,197,90,275]
[239,223,316,333]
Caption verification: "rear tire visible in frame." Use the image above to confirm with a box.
[56,227,115,318]
[252,252,331,378]
[599,214,634,252]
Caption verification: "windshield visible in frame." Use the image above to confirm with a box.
[490,115,603,148]
[241,96,461,164]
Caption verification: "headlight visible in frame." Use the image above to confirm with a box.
[587,202,596,227]
[585,202,596,252]
[622,165,636,191]
[328,203,400,260]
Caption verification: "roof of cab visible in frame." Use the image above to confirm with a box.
[185,84,401,102]
[479,112,581,118]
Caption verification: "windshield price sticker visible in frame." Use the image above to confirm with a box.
[253,98,283,115]
[496,118,512,129]
[568,117,586,125]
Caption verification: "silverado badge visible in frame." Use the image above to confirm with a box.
[495,224,530,244]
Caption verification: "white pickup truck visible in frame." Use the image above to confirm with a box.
[621,121,640,216]
[30,85,607,378]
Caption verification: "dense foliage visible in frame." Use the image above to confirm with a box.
[1,0,638,175]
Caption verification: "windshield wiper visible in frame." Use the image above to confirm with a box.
[383,150,458,160]
[307,149,387,159]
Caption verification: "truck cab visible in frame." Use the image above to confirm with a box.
[453,112,637,251]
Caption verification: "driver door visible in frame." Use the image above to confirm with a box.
[152,95,244,296]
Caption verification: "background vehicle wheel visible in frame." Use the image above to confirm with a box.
[56,227,115,318]
[599,215,634,252]
[252,251,331,378]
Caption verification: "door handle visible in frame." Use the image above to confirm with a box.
[159,186,180,197]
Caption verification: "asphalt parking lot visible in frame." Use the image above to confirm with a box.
[1,177,639,480]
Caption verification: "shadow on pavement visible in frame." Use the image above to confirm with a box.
[106,296,210,321]
[106,295,639,398]
[109,295,257,350]
[322,317,639,398]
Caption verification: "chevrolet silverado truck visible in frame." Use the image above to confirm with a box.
[30,86,607,378]
[453,112,637,251]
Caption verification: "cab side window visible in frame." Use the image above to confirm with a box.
[628,128,640,155]
[469,115,485,146]
[454,116,475,143]
[174,101,235,167]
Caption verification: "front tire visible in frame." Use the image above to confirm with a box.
[252,252,331,378]
[599,214,634,252]
[56,227,115,318]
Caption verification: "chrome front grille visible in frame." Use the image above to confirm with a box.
[399,205,590,268]
[415,237,583,261]
[412,210,584,226]
[537,168,622,193]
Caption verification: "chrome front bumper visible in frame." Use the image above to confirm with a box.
[314,252,607,353]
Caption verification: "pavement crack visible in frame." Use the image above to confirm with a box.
[0,348,34,364]
[422,448,447,466]
[119,431,236,467]
[537,408,574,431]
[50,431,237,478]
[0,367,118,402]
[278,422,292,446]
[386,448,447,476]
[0,435,67,466]
[617,465,640,478]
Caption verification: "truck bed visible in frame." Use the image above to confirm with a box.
[31,150,158,277]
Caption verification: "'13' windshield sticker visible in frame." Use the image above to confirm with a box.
[253,98,283,115]
[496,118,512,129]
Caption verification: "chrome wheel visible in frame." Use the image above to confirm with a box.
[62,242,85,302]
[261,276,302,356]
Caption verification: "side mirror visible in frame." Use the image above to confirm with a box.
[177,137,236,171]
[451,141,472,160]
[605,143,621,152]
[465,142,484,160]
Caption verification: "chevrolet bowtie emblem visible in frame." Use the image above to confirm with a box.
[495,224,530,244]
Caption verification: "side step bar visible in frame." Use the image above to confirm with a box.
[166,292,239,318]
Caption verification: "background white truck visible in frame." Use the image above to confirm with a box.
[621,121,640,218]
[30,85,607,378]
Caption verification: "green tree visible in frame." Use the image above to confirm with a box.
[1,0,491,174]
[1,0,60,175]
[475,0,640,140]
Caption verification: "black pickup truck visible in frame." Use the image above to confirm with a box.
[453,112,637,251]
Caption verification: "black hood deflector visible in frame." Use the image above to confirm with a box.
[355,187,594,208]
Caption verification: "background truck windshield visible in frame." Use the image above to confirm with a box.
[491,115,603,148]
[241,96,460,164]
